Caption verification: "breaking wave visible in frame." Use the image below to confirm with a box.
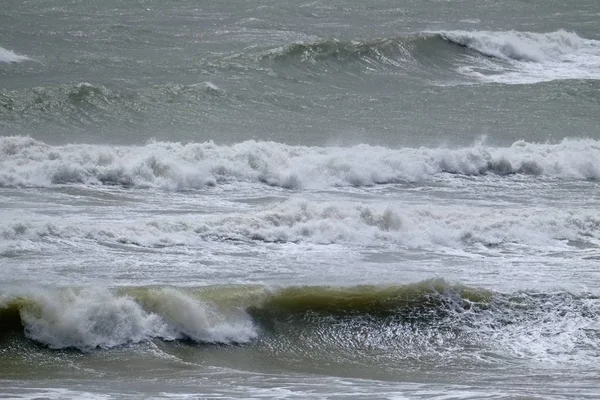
[436,29,600,83]
[1,287,257,350]
[438,30,587,62]
[1,136,599,189]
[1,281,598,367]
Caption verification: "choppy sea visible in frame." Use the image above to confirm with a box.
[1,1,600,398]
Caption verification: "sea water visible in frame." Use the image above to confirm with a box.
[1,1,600,398]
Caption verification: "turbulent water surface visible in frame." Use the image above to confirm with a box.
[1,0,600,399]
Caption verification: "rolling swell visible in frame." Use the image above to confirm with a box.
[259,30,598,77]
[260,34,470,76]
[1,281,598,368]
[0,82,227,132]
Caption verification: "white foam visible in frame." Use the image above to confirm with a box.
[2,197,599,253]
[199,200,600,251]
[139,288,257,343]
[441,30,585,62]
[0,45,30,63]
[18,288,173,350]
[477,293,600,367]
[1,137,600,190]
[438,30,600,83]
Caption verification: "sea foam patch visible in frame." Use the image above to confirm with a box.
[0,45,30,63]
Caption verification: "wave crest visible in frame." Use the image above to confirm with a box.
[261,37,415,70]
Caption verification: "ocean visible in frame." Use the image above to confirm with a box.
[1,0,600,398]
